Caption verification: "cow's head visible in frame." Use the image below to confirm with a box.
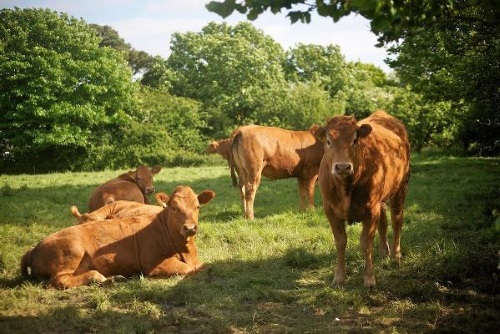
[162,186,215,238]
[128,165,162,194]
[207,141,219,154]
[316,115,372,178]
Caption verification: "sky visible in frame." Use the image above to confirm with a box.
[3,0,391,72]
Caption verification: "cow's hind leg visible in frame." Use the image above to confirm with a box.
[244,176,260,220]
[50,270,107,289]
[377,203,390,258]
[389,177,409,265]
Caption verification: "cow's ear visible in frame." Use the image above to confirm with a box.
[312,125,326,141]
[198,190,215,205]
[127,171,136,180]
[357,124,372,138]
[155,192,169,208]
[151,165,162,175]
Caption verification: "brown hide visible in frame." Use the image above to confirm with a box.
[88,165,162,211]
[207,139,232,162]
[230,124,323,219]
[317,110,410,287]
[21,186,215,289]
[71,197,167,224]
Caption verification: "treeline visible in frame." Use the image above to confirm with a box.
[0,7,497,173]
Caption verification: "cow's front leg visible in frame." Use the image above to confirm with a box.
[298,176,316,210]
[50,270,107,289]
[361,215,379,288]
[325,206,347,286]
[147,257,198,277]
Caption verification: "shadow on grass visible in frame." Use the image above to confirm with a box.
[1,247,336,334]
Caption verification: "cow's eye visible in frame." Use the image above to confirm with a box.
[326,139,331,147]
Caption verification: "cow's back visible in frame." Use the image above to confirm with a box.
[89,180,145,211]
[358,111,410,202]
[232,125,321,179]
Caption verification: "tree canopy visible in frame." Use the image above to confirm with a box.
[0,8,136,171]
[207,0,500,155]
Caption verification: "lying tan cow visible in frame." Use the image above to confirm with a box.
[71,192,169,224]
[207,138,232,162]
[317,110,410,287]
[88,165,162,211]
[21,186,215,289]
[230,125,323,219]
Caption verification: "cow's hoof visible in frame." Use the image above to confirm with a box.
[363,277,376,289]
[102,275,127,285]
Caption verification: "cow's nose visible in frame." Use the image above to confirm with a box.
[183,224,197,237]
[333,162,353,176]
[145,186,155,194]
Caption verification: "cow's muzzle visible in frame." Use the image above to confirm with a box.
[333,162,354,176]
[181,224,198,237]
[145,186,155,194]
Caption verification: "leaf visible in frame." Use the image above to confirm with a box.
[205,1,236,19]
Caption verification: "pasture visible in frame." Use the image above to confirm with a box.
[0,151,499,333]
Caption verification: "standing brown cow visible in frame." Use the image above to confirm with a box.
[21,186,215,289]
[316,110,410,287]
[230,125,323,219]
[88,165,162,211]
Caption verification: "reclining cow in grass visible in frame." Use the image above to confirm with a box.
[71,193,169,224]
[88,165,162,211]
[21,186,215,289]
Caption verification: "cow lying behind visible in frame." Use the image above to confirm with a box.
[317,110,410,287]
[230,125,323,219]
[71,192,169,224]
[21,186,215,289]
[88,165,162,211]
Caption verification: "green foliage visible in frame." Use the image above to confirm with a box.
[387,3,500,155]
[166,22,288,136]
[284,44,349,98]
[105,88,209,168]
[90,24,156,75]
[0,8,136,172]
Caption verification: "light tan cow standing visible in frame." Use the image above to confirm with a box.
[230,124,323,219]
[316,110,410,288]
[21,186,215,289]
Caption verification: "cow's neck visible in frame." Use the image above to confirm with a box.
[157,214,190,255]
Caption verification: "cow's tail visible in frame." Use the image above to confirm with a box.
[20,248,34,278]
[230,133,242,188]
[71,206,81,218]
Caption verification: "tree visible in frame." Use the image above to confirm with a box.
[284,44,348,98]
[166,22,287,137]
[0,8,136,172]
[207,0,500,155]
[90,24,156,75]
[386,4,500,154]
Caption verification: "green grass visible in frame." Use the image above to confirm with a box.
[1,151,499,333]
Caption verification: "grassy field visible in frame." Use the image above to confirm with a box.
[0,151,499,333]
